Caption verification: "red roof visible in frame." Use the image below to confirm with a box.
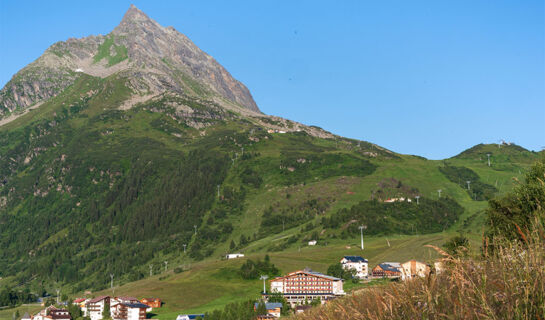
[73,298,85,303]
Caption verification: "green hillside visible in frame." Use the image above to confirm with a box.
[0,73,540,317]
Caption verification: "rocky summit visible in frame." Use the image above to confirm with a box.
[0,5,259,116]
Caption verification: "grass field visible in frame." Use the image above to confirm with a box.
[0,304,42,320]
[91,232,456,319]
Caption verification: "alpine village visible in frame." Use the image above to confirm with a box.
[0,4,543,320]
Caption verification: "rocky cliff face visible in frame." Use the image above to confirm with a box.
[0,5,259,117]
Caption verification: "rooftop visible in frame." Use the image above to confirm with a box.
[342,256,368,263]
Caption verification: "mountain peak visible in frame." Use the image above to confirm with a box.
[121,4,150,23]
[115,5,158,34]
[0,5,260,115]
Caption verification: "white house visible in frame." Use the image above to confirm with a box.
[308,240,317,246]
[226,253,245,259]
[111,302,149,320]
[33,306,71,320]
[85,296,110,320]
[340,256,369,278]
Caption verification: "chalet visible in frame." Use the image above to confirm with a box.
[253,302,282,318]
[225,253,245,259]
[371,263,401,278]
[268,268,345,307]
[175,315,205,320]
[85,296,110,320]
[340,256,368,278]
[111,302,149,320]
[33,306,71,320]
[140,298,161,308]
[400,260,430,280]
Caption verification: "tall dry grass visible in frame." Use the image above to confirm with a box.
[291,222,545,320]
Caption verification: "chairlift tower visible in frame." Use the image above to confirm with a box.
[260,275,269,294]
[359,225,367,250]
[466,180,471,190]
[437,189,442,198]
[415,195,420,204]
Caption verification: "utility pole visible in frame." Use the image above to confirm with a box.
[149,264,153,277]
[241,147,244,156]
[466,180,471,190]
[164,261,168,272]
[260,275,269,294]
[56,289,60,305]
[487,153,491,167]
[359,225,367,250]
[110,274,114,294]
[415,195,420,204]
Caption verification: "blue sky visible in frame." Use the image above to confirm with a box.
[1,1,543,159]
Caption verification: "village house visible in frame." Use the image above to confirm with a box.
[371,262,402,278]
[254,302,282,318]
[400,260,430,280]
[111,302,149,320]
[340,256,369,278]
[33,306,72,320]
[225,253,245,259]
[85,296,110,320]
[268,268,345,307]
[140,298,161,309]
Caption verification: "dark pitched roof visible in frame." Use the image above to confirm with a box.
[122,302,150,309]
[177,315,205,320]
[378,263,401,273]
[116,296,139,301]
[343,256,368,263]
[254,302,283,309]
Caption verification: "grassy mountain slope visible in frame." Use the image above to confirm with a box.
[0,72,540,317]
